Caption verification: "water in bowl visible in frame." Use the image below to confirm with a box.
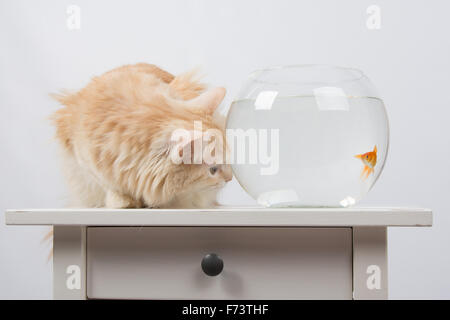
[226,95,389,207]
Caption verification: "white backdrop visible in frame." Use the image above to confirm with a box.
[1,0,449,299]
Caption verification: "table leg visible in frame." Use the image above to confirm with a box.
[53,226,87,300]
[353,227,388,300]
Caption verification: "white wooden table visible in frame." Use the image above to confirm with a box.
[5,207,432,300]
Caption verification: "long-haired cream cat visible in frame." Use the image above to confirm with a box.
[51,63,232,208]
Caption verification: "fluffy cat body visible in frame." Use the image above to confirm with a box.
[51,63,231,208]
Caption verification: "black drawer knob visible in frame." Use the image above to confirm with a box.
[201,253,224,276]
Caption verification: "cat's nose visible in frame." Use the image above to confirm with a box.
[225,173,232,182]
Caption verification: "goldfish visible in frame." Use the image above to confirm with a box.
[355,145,377,180]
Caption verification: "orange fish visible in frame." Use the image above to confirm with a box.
[355,145,377,180]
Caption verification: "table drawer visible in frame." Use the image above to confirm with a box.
[87,227,352,299]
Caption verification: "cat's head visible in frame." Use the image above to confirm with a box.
[159,87,233,201]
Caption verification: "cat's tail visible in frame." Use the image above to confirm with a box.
[41,227,53,262]
[169,69,207,100]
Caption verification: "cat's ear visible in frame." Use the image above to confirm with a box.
[185,87,226,114]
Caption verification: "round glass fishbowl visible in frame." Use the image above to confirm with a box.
[226,65,389,207]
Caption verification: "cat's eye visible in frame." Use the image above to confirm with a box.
[209,166,218,175]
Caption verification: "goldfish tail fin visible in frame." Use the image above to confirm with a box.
[360,166,368,179]
[366,168,372,179]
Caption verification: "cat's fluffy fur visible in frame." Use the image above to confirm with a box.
[51,63,232,208]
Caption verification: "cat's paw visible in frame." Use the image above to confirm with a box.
[105,190,140,208]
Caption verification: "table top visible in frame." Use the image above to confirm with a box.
[4,207,432,227]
